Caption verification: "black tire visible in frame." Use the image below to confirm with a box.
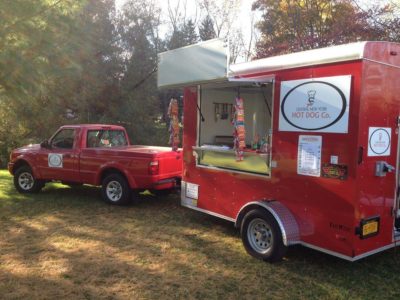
[101,173,131,205]
[241,209,287,262]
[14,166,44,194]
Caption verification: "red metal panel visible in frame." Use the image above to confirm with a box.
[353,53,400,256]
[183,61,365,257]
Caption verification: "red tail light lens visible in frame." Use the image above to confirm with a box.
[149,160,159,175]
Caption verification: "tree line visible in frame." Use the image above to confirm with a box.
[0,0,399,166]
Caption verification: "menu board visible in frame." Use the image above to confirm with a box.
[297,135,322,177]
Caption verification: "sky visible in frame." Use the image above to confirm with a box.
[115,0,259,62]
[114,0,392,62]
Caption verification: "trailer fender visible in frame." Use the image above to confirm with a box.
[235,201,300,246]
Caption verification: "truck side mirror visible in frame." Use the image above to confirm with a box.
[40,140,51,149]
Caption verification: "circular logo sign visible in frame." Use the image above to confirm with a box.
[48,154,63,168]
[369,128,391,155]
[281,81,347,131]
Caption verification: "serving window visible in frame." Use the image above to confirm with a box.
[195,81,274,176]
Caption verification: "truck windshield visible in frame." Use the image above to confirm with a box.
[87,130,128,148]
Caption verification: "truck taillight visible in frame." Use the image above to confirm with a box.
[149,161,159,175]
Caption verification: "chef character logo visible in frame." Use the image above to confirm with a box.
[307,90,316,108]
[374,131,387,147]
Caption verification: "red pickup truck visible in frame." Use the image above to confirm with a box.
[8,124,182,205]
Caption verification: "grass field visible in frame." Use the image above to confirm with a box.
[0,169,399,299]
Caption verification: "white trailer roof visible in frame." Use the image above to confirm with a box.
[158,41,399,87]
[228,42,369,78]
[157,38,228,88]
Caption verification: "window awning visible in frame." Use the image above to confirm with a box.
[157,38,228,88]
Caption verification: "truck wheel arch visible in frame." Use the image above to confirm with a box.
[235,201,300,247]
[98,167,137,189]
[12,159,37,177]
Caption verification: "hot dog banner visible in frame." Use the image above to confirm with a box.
[279,75,351,133]
[168,98,180,151]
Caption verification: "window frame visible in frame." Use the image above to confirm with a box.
[50,128,76,150]
[86,129,128,148]
[195,81,275,178]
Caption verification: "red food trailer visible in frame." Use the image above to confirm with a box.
[158,40,400,262]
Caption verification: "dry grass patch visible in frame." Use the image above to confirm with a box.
[0,170,400,299]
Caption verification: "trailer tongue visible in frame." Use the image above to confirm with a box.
[158,39,400,262]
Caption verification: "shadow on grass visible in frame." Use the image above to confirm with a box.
[1,170,400,298]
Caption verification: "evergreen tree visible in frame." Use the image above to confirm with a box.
[182,19,199,45]
[68,0,123,124]
[167,19,199,50]
[0,0,86,164]
[167,30,186,50]
[199,15,216,41]
[117,0,161,144]
[0,0,83,101]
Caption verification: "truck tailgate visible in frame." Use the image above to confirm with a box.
[156,149,182,177]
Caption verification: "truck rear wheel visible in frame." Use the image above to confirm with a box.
[14,166,44,193]
[240,209,287,262]
[101,173,131,205]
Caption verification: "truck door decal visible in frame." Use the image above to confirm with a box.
[279,75,351,133]
[48,153,63,168]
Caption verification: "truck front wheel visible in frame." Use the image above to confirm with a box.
[14,166,44,193]
[241,209,287,262]
[101,173,131,205]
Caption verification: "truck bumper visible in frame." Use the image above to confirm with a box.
[8,162,14,175]
[153,177,180,190]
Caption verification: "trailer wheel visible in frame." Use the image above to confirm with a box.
[14,166,44,193]
[101,173,131,205]
[241,209,287,262]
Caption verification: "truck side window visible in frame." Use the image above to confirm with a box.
[87,130,127,148]
[51,129,75,149]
